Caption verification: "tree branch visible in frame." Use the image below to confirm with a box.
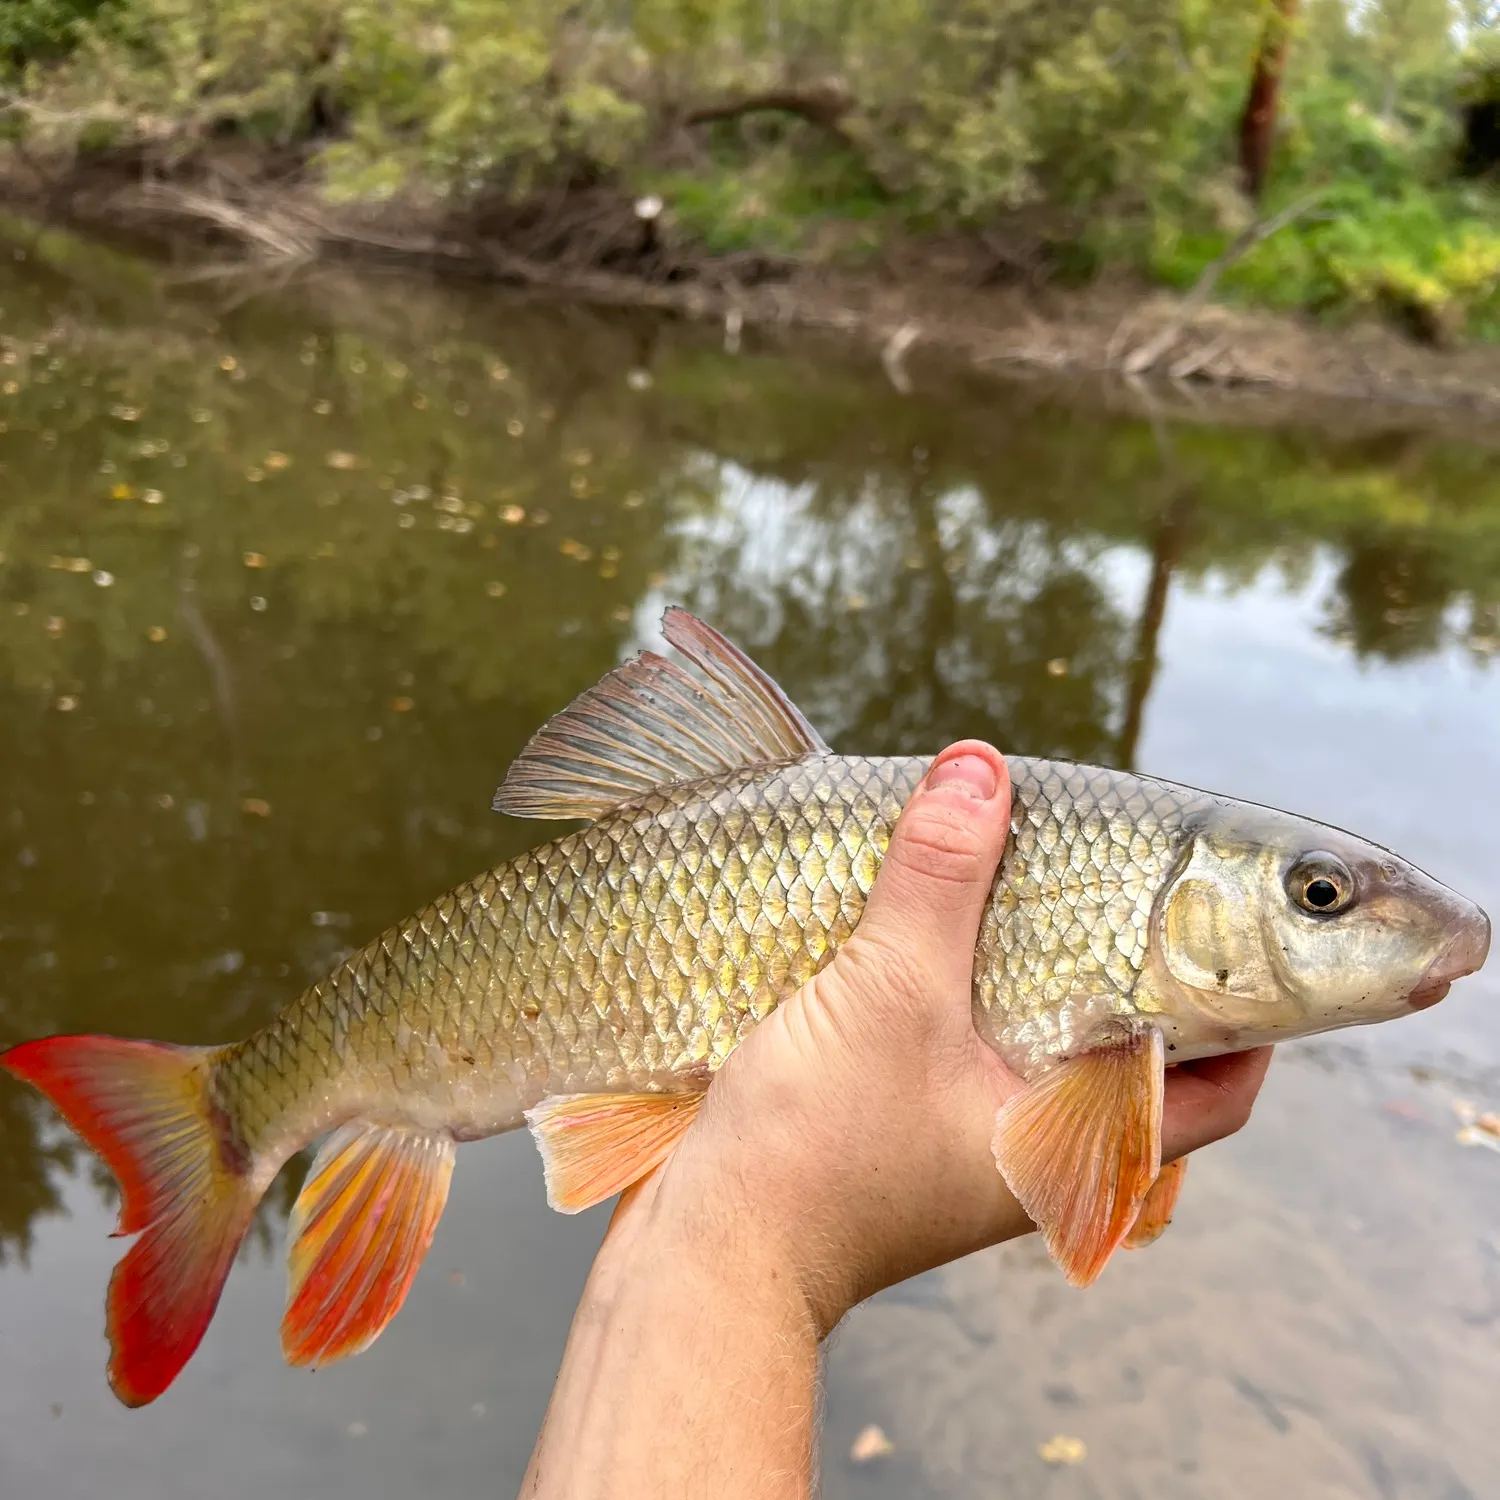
[684,83,853,136]
[1122,189,1327,376]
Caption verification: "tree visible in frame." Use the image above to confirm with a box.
[1238,0,1301,200]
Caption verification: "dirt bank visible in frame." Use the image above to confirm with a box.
[7,153,1500,426]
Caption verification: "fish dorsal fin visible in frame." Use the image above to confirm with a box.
[493,607,829,821]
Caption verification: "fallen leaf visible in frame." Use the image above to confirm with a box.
[849,1425,894,1463]
[1039,1434,1087,1465]
[1456,1125,1500,1153]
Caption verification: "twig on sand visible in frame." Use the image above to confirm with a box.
[1121,190,1326,376]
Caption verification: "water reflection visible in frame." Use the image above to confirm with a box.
[1,220,1499,1272]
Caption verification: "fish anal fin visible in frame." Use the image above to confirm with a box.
[1124,1153,1188,1250]
[281,1122,456,1369]
[525,1090,706,1212]
[493,608,828,821]
[991,1023,1164,1287]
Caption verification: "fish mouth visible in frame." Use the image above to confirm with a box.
[1409,908,1492,1011]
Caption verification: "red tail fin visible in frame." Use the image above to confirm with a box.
[1,1035,258,1406]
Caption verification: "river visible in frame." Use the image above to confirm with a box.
[0,221,1497,1499]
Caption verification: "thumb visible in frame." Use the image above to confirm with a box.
[855,741,1013,1000]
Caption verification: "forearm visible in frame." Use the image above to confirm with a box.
[520,1180,821,1500]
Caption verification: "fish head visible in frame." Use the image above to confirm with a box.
[1146,804,1491,1050]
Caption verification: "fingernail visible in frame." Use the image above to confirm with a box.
[926,753,998,802]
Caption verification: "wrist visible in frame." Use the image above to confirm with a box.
[595,1166,822,1342]
[523,1172,821,1499]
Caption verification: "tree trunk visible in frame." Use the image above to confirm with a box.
[1237,0,1300,202]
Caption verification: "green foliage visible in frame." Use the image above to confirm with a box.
[0,0,113,69]
[1152,181,1500,338]
[2,0,1498,338]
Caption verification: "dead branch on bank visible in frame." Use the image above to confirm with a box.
[1121,189,1327,375]
[684,82,854,137]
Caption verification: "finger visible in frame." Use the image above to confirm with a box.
[1161,1046,1274,1161]
[855,741,1012,997]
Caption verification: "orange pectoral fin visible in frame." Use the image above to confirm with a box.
[281,1122,456,1369]
[525,1090,707,1213]
[991,1023,1165,1287]
[1124,1153,1188,1250]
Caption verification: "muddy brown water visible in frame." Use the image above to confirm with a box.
[0,223,1497,1499]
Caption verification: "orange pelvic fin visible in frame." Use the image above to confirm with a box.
[525,1089,707,1212]
[281,1121,456,1368]
[991,1023,1164,1287]
[1124,1153,1188,1250]
[0,1034,256,1407]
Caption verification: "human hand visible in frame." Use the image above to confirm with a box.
[630,740,1273,1335]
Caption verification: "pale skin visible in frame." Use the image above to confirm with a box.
[520,742,1273,1499]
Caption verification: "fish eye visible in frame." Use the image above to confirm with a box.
[1286,852,1356,917]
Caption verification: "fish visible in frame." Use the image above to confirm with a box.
[0,607,1489,1406]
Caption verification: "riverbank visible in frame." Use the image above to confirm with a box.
[7,153,1500,424]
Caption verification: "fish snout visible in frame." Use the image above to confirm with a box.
[1409,903,1492,1010]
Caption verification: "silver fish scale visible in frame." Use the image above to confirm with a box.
[481,755,926,1093]
[978,758,1199,1060]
